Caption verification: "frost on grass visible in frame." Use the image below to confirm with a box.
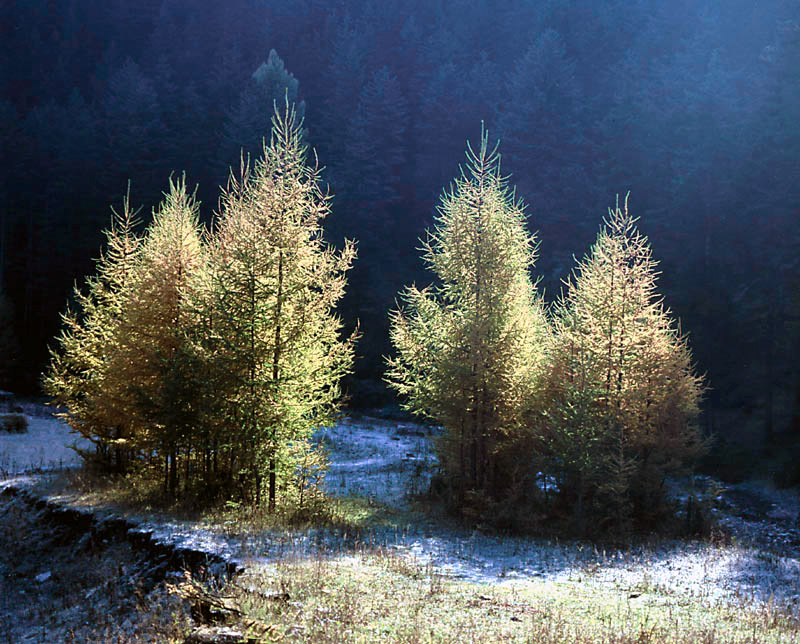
[5,412,800,612]
[315,417,437,507]
[314,416,800,608]
[0,412,90,476]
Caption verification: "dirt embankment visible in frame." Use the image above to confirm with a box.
[0,485,239,643]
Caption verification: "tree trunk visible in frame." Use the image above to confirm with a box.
[169,445,178,498]
[269,250,284,513]
[575,474,585,538]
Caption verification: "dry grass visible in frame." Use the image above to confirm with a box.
[197,543,800,644]
[33,467,412,541]
[14,470,800,643]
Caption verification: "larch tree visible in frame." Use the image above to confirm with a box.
[200,101,356,511]
[43,189,142,470]
[110,174,206,496]
[547,194,707,534]
[386,128,550,517]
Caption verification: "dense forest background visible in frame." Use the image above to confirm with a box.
[1,0,798,479]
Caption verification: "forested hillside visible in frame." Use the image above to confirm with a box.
[1,0,799,478]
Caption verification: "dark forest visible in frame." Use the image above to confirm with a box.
[1,0,799,483]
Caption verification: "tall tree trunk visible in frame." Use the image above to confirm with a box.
[164,447,169,494]
[269,250,284,513]
[169,445,178,498]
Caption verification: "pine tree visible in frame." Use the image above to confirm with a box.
[414,53,501,199]
[342,65,409,205]
[548,194,706,533]
[43,189,142,469]
[386,128,550,515]
[495,29,589,221]
[201,100,355,511]
[101,58,167,203]
[217,49,305,184]
[318,16,369,189]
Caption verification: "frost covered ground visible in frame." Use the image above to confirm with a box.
[0,402,90,476]
[3,411,800,613]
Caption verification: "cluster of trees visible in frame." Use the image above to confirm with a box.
[44,105,355,511]
[3,0,799,483]
[42,99,704,533]
[387,134,706,535]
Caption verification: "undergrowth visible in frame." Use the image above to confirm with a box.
[175,544,800,644]
[35,466,417,538]
[21,465,800,644]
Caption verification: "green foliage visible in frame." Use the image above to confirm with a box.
[44,103,354,511]
[111,174,207,495]
[218,49,305,180]
[195,100,356,511]
[342,66,409,203]
[42,187,142,470]
[389,180,706,534]
[545,195,707,535]
[386,127,550,513]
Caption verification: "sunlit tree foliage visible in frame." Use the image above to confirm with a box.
[387,129,550,516]
[43,189,142,470]
[110,175,206,496]
[199,101,355,511]
[545,195,707,534]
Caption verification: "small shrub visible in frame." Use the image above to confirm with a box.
[0,413,27,433]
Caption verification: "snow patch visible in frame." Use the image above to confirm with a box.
[0,415,90,476]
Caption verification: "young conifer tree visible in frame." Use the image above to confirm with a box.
[110,174,206,496]
[200,100,356,511]
[43,189,142,469]
[386,128,550,512]
[548,194,706,533]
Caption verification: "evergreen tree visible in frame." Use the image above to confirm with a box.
[217,49,305,184]
[111,174,206,496]
[317,15,370,188]
[547,195,706,534]
[101,58,167,204]
[201,101,355,511]
[342,65,409,205]
[43,189,142,469]
[386,128,550,516]
[495,28,589,216]
[414,53,501,200]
